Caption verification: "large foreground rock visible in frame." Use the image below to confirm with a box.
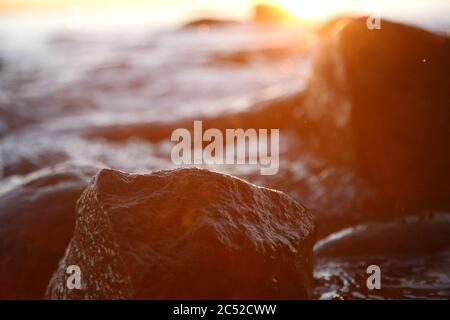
[0,163,98,299]
[303,18,450,211]
[46,168,315,299]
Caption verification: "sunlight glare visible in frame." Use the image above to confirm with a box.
[275,0,337,20]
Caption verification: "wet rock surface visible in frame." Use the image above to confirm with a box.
[314,213,450,299]
[46,168,315,299]
[0,163,99,299]
[315,213,450,258]
[304,18,450,211]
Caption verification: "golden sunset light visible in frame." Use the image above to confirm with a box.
[0,0,449,308]
[1,0,446,24]
[268,0,337,20]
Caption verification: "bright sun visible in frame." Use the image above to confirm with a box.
[275,0,335,20]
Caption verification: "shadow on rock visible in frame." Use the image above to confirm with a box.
[0,163,100,299]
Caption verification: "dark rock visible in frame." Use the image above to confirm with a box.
[303,18,450,211]
[210,47,297,65]
[183,18,238,29]
[313,213,450,299]
[0,163,99,299]
[3,150,68,178]
[46,168,315,299]
[314,213,450,258]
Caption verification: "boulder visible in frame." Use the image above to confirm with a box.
[46,168,315,299]
[0,163,98,299]
[313,213,450,299]
[183,18,238,29]
[314,213,450,258]
[303,18,450,211]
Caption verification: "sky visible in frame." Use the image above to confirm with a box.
[0,0,448,28]
[0,0,448,14]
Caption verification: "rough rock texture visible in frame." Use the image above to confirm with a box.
[303,18,450,211]
[46,168,315,299]
[0,163,98,299]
